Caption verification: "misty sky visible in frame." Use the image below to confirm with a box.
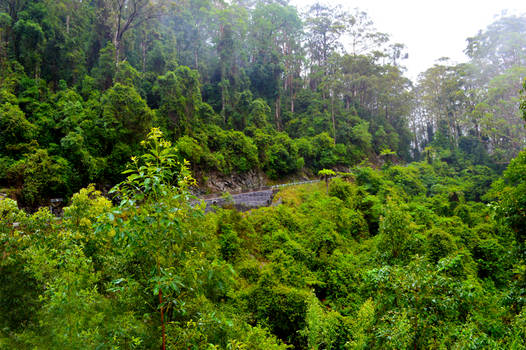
[290,0,525,82]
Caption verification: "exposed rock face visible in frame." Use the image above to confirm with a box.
[203,169,266,194]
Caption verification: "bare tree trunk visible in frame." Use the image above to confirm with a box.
[288,73,295,113]
[291,90,295,113]
[113,0,123,64]
[412,116,419,156]
[221,78,227,125]
[141,37,147,72]
[275,94,281,131]
[331,92,336,144]
[113,30,121,64]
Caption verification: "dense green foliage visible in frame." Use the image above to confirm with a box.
[0,1,524,206]
[1,128,526,348]
[1,1,526,348]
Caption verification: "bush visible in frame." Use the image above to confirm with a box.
[218,223,242,261]
[355,167,383,195]
[386,165,426,197]
[266,133,302,179]
[245,281,310,348]
[426,228,457,263]
[329,177,356,205]
[7,149,72,207]
[207,127,258,173]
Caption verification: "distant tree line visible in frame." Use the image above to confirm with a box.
[0,0,524,206]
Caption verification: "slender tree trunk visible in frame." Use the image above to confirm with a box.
[141,38,147,72]
[291,90,295,113]
[331,92,336,144]
[116,41,120,63]
[219,22,227,125]
[113,0,124,64]
[113,30,121,64]
[194,22,200,70]
[447,114,454,148]
[275,94,281,131]
[221,78,227,125]
[289,73,295,113]
[412,118,419,156]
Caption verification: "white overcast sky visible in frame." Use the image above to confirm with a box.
[290,0,526,82]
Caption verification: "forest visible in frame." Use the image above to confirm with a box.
[0,0,526,349]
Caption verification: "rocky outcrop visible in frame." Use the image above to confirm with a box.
[201,169,267,194]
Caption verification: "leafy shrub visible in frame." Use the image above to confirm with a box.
[7,149,72,206]
[219,223,242,261]
[329,177,357,206]
[244,281,310,348]
[426,228,457,263]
